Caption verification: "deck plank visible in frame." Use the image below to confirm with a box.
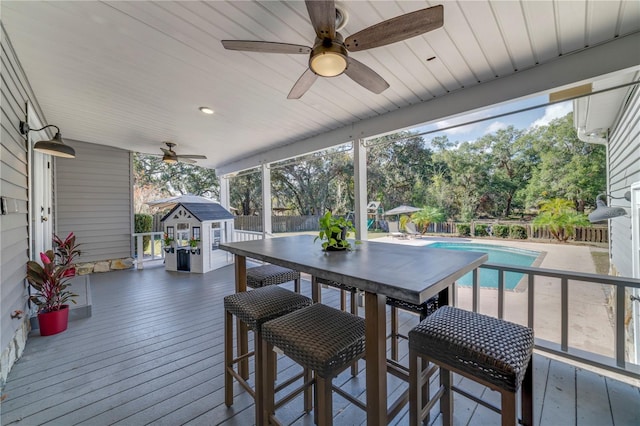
[1,262,638,426]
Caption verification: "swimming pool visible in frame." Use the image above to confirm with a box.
[427,242,541,290]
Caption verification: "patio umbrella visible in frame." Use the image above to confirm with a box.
[384,205,421,216]
[146,194,217,210]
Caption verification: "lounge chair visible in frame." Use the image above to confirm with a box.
[387,221,407,239]
[405,222,422,238]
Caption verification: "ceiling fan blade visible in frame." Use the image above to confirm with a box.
[305,0,336,40]
[288,68,318,99]
[344,57,389,94]
[221,40,311,54]
[177,158,197,164]
[344,5,443,52]
[177,154,207,160]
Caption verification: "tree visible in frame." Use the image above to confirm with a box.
[133,153,219,213]
[523,113,605,211]
[411,206,446,234]
[230,171,262,216]
[532,198,590,242]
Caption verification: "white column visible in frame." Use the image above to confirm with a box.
[261,163,272,237]
[219,175,230,210]
[354,139,368,241]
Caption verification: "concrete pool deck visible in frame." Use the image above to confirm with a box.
[374,235,615,369]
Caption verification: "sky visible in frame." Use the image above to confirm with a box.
[411,95,573,145]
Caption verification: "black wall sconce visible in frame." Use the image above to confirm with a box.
[19,120,75,158]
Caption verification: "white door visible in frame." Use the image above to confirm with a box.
[28,103,53,259]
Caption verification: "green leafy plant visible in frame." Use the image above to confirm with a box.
[411,206,446,234]
[163,233,174,246]
[493,224,510,238]
[509,224,528,239]
[399,215,411,232]
[456,223,471,236]
[134,213,153,251]
[474,224,489,237]
[315,211,359,251]
[189,237,200,248]
[532,198,590,242]
[26,233,79,314]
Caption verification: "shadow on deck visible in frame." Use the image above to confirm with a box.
[2,263,639,425]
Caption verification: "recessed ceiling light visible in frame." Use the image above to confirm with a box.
[199,106,214,115]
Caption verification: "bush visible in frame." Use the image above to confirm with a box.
[456,223,471,236]
[509,225,527,239]
[135,214,153,251]
[474,224,489,237]
[493,224,510,238]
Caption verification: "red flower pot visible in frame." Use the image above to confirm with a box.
[38,305,69,336]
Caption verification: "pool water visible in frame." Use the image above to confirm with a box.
[427,242,540,290]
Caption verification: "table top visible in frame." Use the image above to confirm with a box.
[220,235,488,304]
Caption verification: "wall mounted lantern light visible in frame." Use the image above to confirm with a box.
[588,191,631,223]
[19,120,75,158]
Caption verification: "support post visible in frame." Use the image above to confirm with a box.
[261,163,272,238]
[354,139,367,241]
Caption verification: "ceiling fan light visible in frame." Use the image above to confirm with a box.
[162,155,177,164]
[310,51,347,77]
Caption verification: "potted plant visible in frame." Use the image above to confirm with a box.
[314,211,359,251]
[163,233,174,253]
[26,232,80,336]
[189,237,200,255]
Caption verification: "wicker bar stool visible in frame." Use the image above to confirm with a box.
[224,285,312,425]
[262,303,366,426]
[247,264,301,292]
[387,295,440,362]
[408,306,534,426]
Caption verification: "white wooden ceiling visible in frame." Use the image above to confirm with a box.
[2,1,639,173]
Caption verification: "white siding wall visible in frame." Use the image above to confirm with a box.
[609,82,640,278]
[55,141,133,263]
[0,24,41,385]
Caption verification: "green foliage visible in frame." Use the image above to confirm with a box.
[230,172,262,216]
[26,233,79,313]
[509,225,528,239]
[411,206,446,233]
[399,215,411,231]
[493,224,510,238]
[474,224,489,237]
[135,213,153,251]
[456,223,471,236]
[532,198,590,242]
[314,211,359,251]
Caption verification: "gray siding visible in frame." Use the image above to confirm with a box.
[609,79,640,278]
[55,141,133,263]
[0,23,42,379]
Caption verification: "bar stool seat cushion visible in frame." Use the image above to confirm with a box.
[224,286,312,332]
[262,303,365,378]
[409,306,534,393]
[246,264,300,289]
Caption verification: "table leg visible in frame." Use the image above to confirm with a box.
[311,276,321,303]
[364,291,387,426]
[234,255,249,380]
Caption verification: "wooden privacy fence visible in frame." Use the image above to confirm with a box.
[155,214,608,244]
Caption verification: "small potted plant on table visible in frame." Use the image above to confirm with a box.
[26,232,80,336]
[315,211,359,251]
[163,233,174,253]
[189,237,200,255]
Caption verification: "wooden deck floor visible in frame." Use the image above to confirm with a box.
[2,262,640,425]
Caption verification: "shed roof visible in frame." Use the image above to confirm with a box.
[162,202,234,222]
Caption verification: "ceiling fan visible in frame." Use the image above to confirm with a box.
[221,1,443,99]
[156,142,207,164]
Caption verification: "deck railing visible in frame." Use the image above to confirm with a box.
[233,229,266,242]
[132,232,165,269]
[459,263,640,379]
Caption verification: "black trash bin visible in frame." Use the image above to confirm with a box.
[177,248,191,272]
